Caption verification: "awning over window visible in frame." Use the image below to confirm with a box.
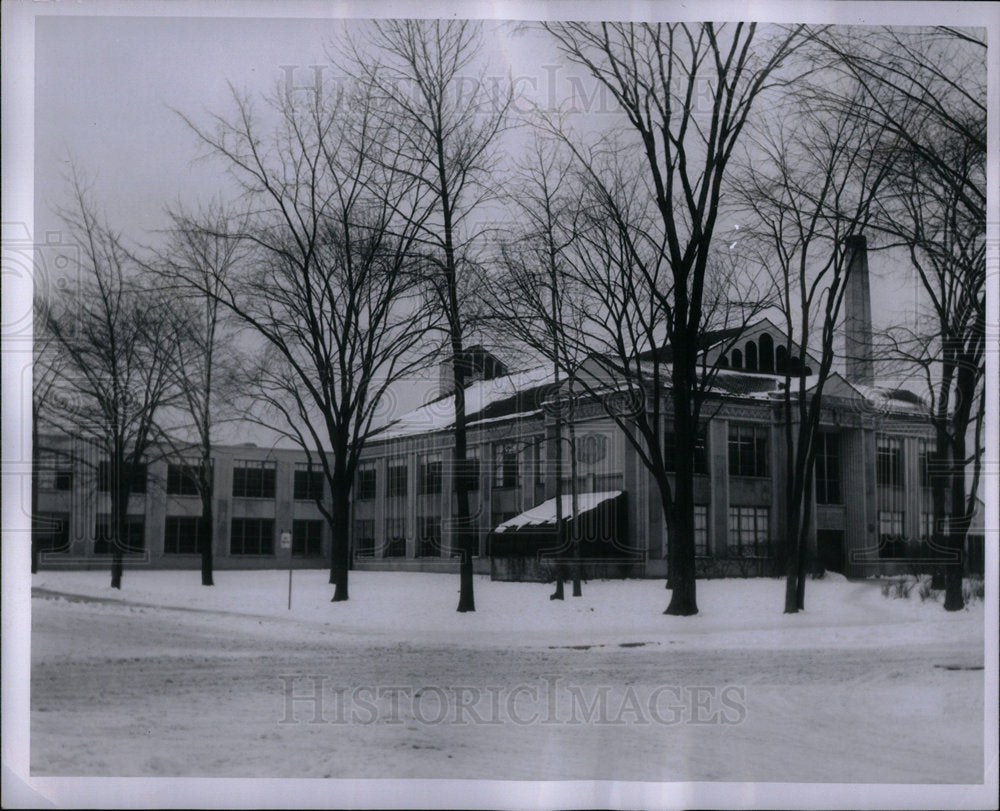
[494,491,622,533]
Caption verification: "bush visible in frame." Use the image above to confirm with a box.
[880,576,915,599]
[963,576,984,604]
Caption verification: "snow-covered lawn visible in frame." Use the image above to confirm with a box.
[30,570,985,782]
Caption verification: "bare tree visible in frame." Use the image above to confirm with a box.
[488,135,586,598]
[39,170,177,589]
[735,84,895,612]
[144,201,250,586]
[179,78,438,601]
[31,296,68,573]
[537,22,806,614]
[346,20,513,612]
[819,27,986,611]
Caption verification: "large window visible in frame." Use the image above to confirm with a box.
[33,513,70,553]
[418,453,442,495]
[878,510,905,558]
[164,516,201,554]
[727,507,770,557]
[230,518,274,555]
[917,438,932,489]
[384,517,406,557]
[292,519,323,556]
[416,516,441,557]
[694,505,709,557]
[354,519,375,557]
[728,424,768,478]
[493,442,519,489]
[233,460,276,499]
[663,431,709,475]
[166,463,201,496]
[386,459,408,498]
[293,463,324,501]
[98,460,147,494]
[356,463,377,501]
[876,436,903,487]
[95,514,146,554]
[814,433,842,504]
[37,453,73,491]
[465,447,481,491]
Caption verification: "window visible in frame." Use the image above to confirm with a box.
[292,519,323,556]
[230,518,274,555]
[33,512,70,553]
[917,438,931,489]
[814,433,842,504]
[354,519,375,557]
[694,505,709,557]
[919,511,934,541]
[876,436,903,488]
[418,453,442,495]
[357,463,377,500]
[727,507,770,557]
[95,514,145,554]
[664,431,709,475]
[533,439,544,486]
[164,516,201,554]
[293,463,324,501]
[166,463,201,496]
[493,442,519,489]
[416,516,441,557]
[232,460,276,499]
[464,447,480,491]
[728,424,768,478]
[98,460,147,493]
[387,459,408,498]
[385,517,406,557]
[37,454,73,491]
[878,510,905,558]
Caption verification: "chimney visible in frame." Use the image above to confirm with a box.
[843,234,875,386]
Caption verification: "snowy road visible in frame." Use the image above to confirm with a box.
[29,573,984,782]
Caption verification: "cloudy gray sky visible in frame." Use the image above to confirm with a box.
[11,2,997,441]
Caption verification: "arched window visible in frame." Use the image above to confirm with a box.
[745,340,758,371]
[775,344,788,374]
[759,333,775,373]
[717,354,729,368]
[731,348,743,369]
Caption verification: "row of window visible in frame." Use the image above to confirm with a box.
[38,516,326,557]
[38,431,930,507]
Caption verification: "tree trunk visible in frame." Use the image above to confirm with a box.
[567,390,582,597]
[199,490,214,587]
[551,376,565,601]
[665,385,698,616]
[110,464,126,590]
[330,482,351,601]
[452,344,476,613]
[664,459,698,615]
[943,432,968,611]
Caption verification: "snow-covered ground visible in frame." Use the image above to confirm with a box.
[30,570,985,782]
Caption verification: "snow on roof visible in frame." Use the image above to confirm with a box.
[851,384,928,415]
[379,366,555,440]
[494,491,622,533]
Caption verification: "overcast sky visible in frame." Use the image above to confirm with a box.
[10,3,996,442]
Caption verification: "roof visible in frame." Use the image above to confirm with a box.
[494,491,623,533]
[377,366,556,440]
[636,325,747,364]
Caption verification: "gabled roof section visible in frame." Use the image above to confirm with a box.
[377,366,556,440]
[636,324,747,364]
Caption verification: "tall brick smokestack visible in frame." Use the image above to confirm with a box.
[843,234,874,386]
